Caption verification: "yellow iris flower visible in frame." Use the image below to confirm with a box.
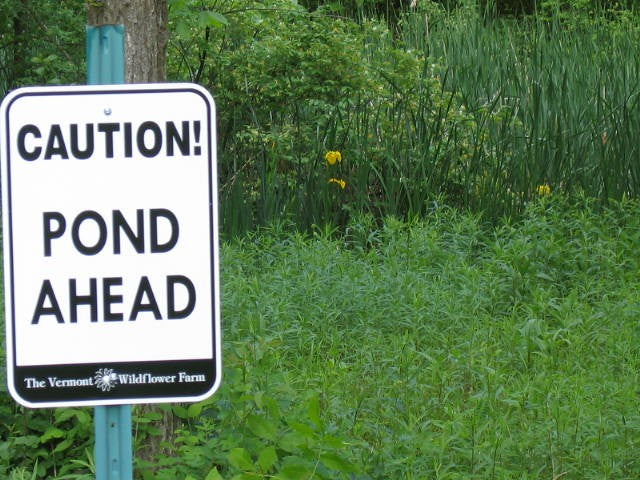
[329,178,347,189]
[536,184,551,196]
[325,151,342,165]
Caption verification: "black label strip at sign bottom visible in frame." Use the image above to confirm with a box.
[14,358,216,403]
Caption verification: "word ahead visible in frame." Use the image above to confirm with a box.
[17,121,202,161]
[32,275,196,324]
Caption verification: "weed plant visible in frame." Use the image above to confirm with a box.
[2,196,640,478]
[170,1,640,235]
[135,197,640,479]
[403,4,640,215]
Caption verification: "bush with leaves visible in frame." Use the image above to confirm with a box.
[0,403,94,479]
[169,0,481,235]
[134,337,363,480]
[0,0,84,96]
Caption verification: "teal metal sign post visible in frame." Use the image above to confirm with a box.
[87,25,125,84]
[86,24,133,480]
[94,405,133,480]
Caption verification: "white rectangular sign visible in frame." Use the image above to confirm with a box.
[1,83,221,407]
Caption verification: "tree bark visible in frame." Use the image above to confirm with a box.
[87,0,168,83]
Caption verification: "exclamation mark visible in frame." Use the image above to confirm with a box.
[193,121,201,155]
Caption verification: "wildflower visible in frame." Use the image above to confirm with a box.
[535,184,551,196]
[329,178,346,189]
[325,150,342,166]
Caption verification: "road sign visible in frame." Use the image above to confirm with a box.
[1,83,221,407]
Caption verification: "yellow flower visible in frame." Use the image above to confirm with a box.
[325,150,342,165]
[536,184,551,196]
[328,178,346,189]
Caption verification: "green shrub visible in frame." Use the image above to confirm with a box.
[169,1,479,235]
[0,404,93,479]
[0,0,84,96]
[168,1,640,236]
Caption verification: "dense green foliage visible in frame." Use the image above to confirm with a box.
[213,197,640,479]
[0,0,84,96]
[172,0,481,234]
[165,0,640,234]
[210,197,640,479]
[3,1,640,479]
[7,198,640,478]
[405,7,640,217]
[2,1,640,234]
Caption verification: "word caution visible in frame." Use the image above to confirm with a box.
[17,120,202,161]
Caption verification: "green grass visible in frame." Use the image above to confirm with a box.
[3,196,640,479]
[138,196,640,479]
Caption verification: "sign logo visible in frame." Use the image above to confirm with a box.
[94,368,118,392]
[1,83,221,408]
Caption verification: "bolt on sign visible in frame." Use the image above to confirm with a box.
[0,83,221,408]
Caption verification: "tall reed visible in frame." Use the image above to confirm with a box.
[403,9,640,216]
[212,5,640,236]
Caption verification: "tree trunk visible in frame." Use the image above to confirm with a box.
[87,0,168,83]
